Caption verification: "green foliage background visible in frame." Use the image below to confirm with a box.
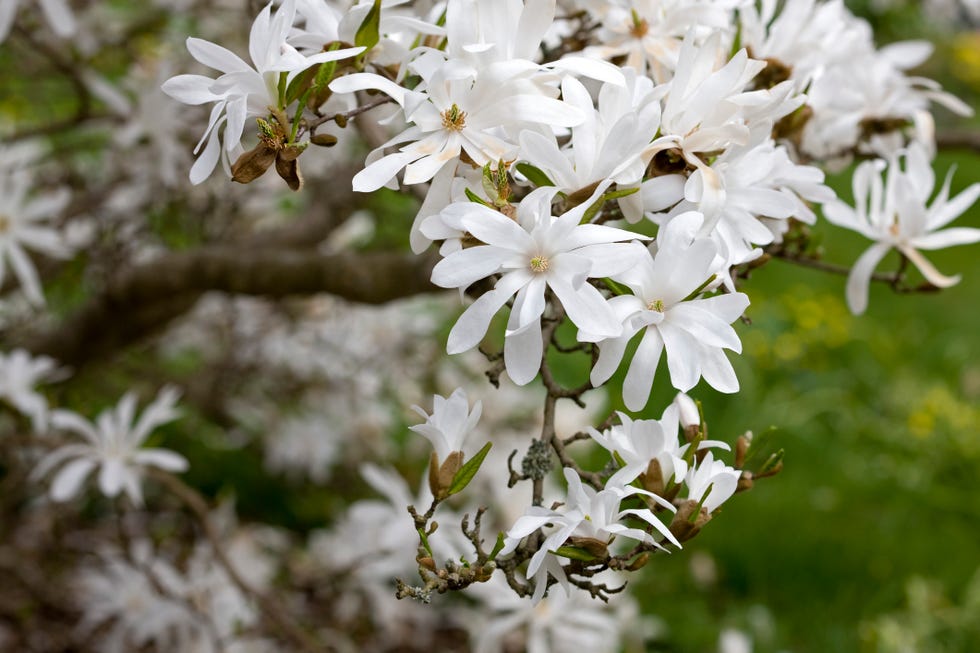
[628,8,980,650]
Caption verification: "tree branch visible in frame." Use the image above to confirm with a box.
[22,247,439,367]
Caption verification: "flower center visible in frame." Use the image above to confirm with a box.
[630,10,649,38]
[529,256,550,273]
[441,104,467,132]
[647,299,665,312]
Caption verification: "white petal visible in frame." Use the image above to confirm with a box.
[431,245,508,289]
[504,317,543,386]
[50,458,96,501]
[623,328,664,412]
[846,242,892,315]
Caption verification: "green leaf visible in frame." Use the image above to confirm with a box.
[355,0,383,51]
[681,274,718,301]
[515,162,554,187]
[581,186,639,223]
[447,441,493,496]
[759,448,785,475]
[464,187,493,208]
[742,426,779,471]
[602,277,631,296]
[554,546,598,562]
[489,532,506,560]
[417,527,433,557]
[285,66,317,105]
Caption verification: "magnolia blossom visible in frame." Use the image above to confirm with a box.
[162,0,362,183]
[32,387,188,505]
[430,186,645,385]
[587,212,750,410]
[0,349,61,432]
[501,468,680,587]
[0,168,71,306]
[685,451,740,513]
[590,406,689,489]
[409,387,482,463]
[822,143,980,314]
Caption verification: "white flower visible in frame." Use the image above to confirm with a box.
[32,387,188,505]
[409,387,482,462]
[685,451,739,513]
[0,0,76,43]
[588,405,689,490]
[0,348,61,432]
[822,143,980,314]
[517,71,663,196]
[431,186,644,385]
[500,468,680,583]
[588,212,750,410]
[583,0,739,83]
[75,542,201,653]
[0,167,72,306]
[161,0,362,183]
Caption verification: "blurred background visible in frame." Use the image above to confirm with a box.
[629,3,980,650]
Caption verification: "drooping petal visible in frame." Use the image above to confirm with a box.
[845,242,892,315]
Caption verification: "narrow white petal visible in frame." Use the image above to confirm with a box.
[846,242,892,315]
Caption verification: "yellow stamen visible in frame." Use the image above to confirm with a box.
[530,256,550,273]
[441,104,467,131]
[648,299,665,312]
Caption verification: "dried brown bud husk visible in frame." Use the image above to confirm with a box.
[275,156,304,191]
[428,450,464,499]
[566,536,610,559]
[639,458,665,497]
[231,143,277,184]
[737,471,755,493]
[278,142,307,163]
[669,499,711,543]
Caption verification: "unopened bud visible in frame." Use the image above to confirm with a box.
[311,133,338,147]
[418,557,436,571]
[735,432,752,469]
[737,471,754,493]
[625,552,650,571]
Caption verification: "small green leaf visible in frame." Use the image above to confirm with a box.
[447,441,493,496]
[489,532,506,560]
[285,66,317,105]
[582,186,639,223]
[554,546,598,562]
[602,277,631,296]
[355,0,383,51]
[417,527,434,557]
[741,426,778,471]
[759,448,785,475]
[464,187,493,208]
[515,162,554,187]
[681,274,717,301]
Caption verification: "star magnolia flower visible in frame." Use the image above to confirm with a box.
[0,348,61,432]
[32,387,188,505]
[430,185,645,385]
[161,0,362,183]
[500,468,680,579]
[409,387,482,463]
[822,143,980,314]
[0,168,72,307]
[0,0,75,42]
[587,211,750,410]
[589,406,689,491]
[684,451,739,513]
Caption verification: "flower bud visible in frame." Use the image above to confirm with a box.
[428,450,464,500]
[669,499,711,543]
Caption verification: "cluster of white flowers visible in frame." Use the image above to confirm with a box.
[1,0,977,650]
[153,0,980,640]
